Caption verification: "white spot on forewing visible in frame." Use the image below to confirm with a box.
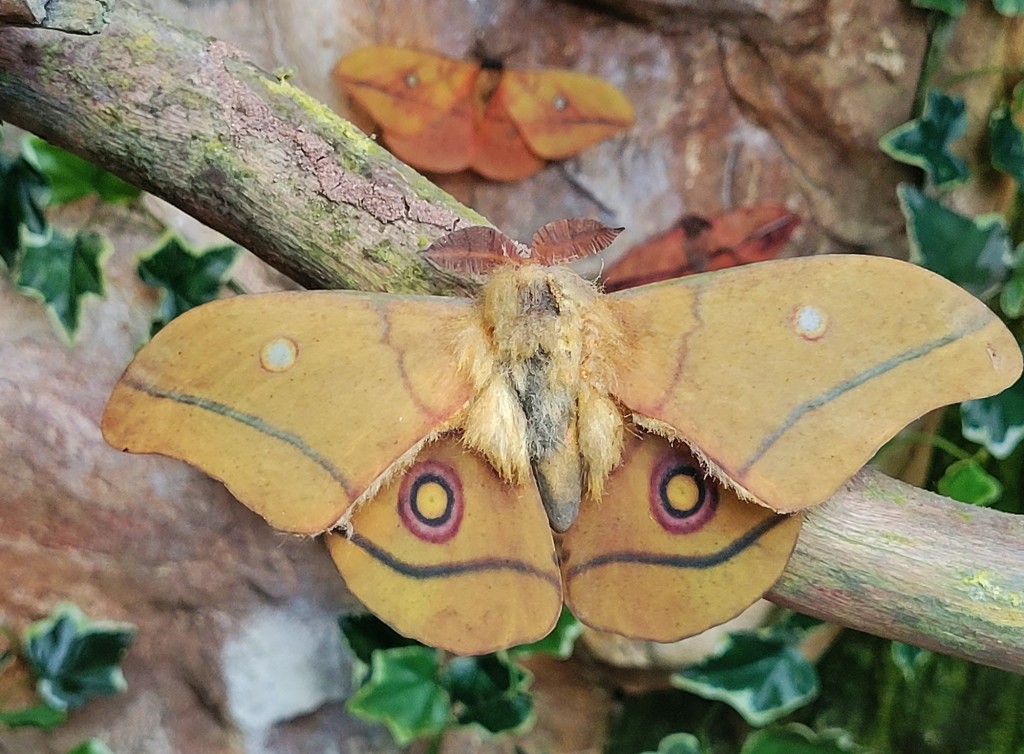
[791,305,829,341]
[260,337,298,372]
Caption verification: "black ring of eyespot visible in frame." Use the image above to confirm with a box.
[649,449,718,534]
[408,473,455,527]
[658,465,706,519]
[397,459,464,544]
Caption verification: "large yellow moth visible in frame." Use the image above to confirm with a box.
[102,219,1022,654]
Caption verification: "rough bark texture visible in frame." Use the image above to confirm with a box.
[771,469,1024,674]
[2,1,1024,752]
[0,2,482,295]
[0,0,114,33]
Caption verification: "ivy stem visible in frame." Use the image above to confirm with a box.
[879,431,971,461]
[912,12,958,118]
[938,64,1024,89]
[1006,186,1024,246]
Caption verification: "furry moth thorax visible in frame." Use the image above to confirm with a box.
[455,263,626,531]
[419,219,628,532]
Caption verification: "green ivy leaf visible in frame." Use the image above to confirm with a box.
[458,690,532,735]
[990,102,1024,185]
[23,136,140,205]
[740,724,857,754]
[999,268,1024,317]
[641,732,705,754]
[898,183,1013,296]
[961,374,1024,458]
[65,739,115,754]
[0,703,67,729]
[993,0,1024,15]
[442,654,533,735]
[136,234,239,333]
[608,687,731,754]
[911,0,966,14]
[937,457,1003,505]
[773,612,824,634]
[0,151,49,269]
[346,646,450,745]
[339,614,420,667]
[890,641,931,682]
[880,91,968,187]
[338,613,421,688]
[23,603,135,711]
[672,632,819,727]
[510,607,582,659]
[442,655,517,705]
[15,230,109,342]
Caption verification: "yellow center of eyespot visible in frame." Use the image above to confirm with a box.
[415,481,449,519]
[792,305,829,341]
[664,473,700,513]
[259,337,298,372]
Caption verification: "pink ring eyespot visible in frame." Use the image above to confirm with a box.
[649,447,718,534]
[397,460,464,543]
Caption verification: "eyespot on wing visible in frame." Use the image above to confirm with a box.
[562,432,801,642]
[328,435,562,655]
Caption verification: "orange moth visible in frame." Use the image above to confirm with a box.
[332,46,635,181]
[102,219,1022,654]
[602,204,800,291]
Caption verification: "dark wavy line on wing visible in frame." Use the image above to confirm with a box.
[564,514,791,579]
[739,324,983,475]
[348,532,562,589]
[123,376,354,497]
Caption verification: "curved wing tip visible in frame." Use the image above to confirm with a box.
[98,412,129,449]
[993,340,1024,383]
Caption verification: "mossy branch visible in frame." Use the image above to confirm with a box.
[0,0,114,34]
[0,1,481,295]
[771,468,1024,673]
[2,2,1023,673]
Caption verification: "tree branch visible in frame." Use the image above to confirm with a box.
[0,0,113,34]
[0,1,480,295]
[2,2,1022,672]
[771,468,1024,673]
